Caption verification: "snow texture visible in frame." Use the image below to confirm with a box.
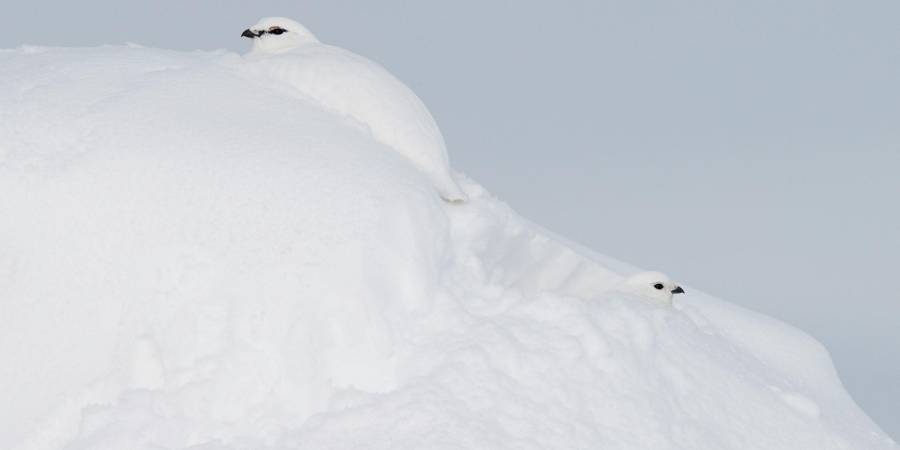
[0,46,895,450]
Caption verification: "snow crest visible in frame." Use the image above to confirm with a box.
[0,47,895,450]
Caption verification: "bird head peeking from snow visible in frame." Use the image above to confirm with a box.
[617,271,685,304]
[242,17,319,54]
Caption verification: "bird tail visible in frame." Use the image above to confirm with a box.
[435,173,469,204]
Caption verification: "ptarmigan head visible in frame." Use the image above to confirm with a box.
[242,17,319,54]
[618,271,685,304]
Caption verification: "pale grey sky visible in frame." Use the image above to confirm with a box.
[4,0,898,438]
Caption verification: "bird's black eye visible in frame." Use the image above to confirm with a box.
[653,283,664,290]
[269,27,287,35]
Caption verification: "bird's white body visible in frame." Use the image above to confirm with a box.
[242,17,467,202]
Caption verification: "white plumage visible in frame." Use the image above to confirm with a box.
[616,271,685,304]
[242,17,468,202]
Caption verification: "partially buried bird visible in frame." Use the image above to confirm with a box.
[241,17,468,203]
[616,271,685,304]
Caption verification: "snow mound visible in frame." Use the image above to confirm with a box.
[0,46,895,450]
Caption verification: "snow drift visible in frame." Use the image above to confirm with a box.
[0,46,895,450]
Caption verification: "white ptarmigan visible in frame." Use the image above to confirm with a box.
[241,17,468,203]
[616,271,685,304]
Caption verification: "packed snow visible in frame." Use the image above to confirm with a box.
[0,45,895,450]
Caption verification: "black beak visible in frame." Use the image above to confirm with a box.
[241,29,256,38]
[671,286,685,294]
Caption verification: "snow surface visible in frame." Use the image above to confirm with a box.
[0,46,895,450]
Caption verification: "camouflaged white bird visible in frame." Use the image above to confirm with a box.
[616,271,686,304]
[241,17,468,203]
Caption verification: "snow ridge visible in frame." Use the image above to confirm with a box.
[0,46,895,450]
